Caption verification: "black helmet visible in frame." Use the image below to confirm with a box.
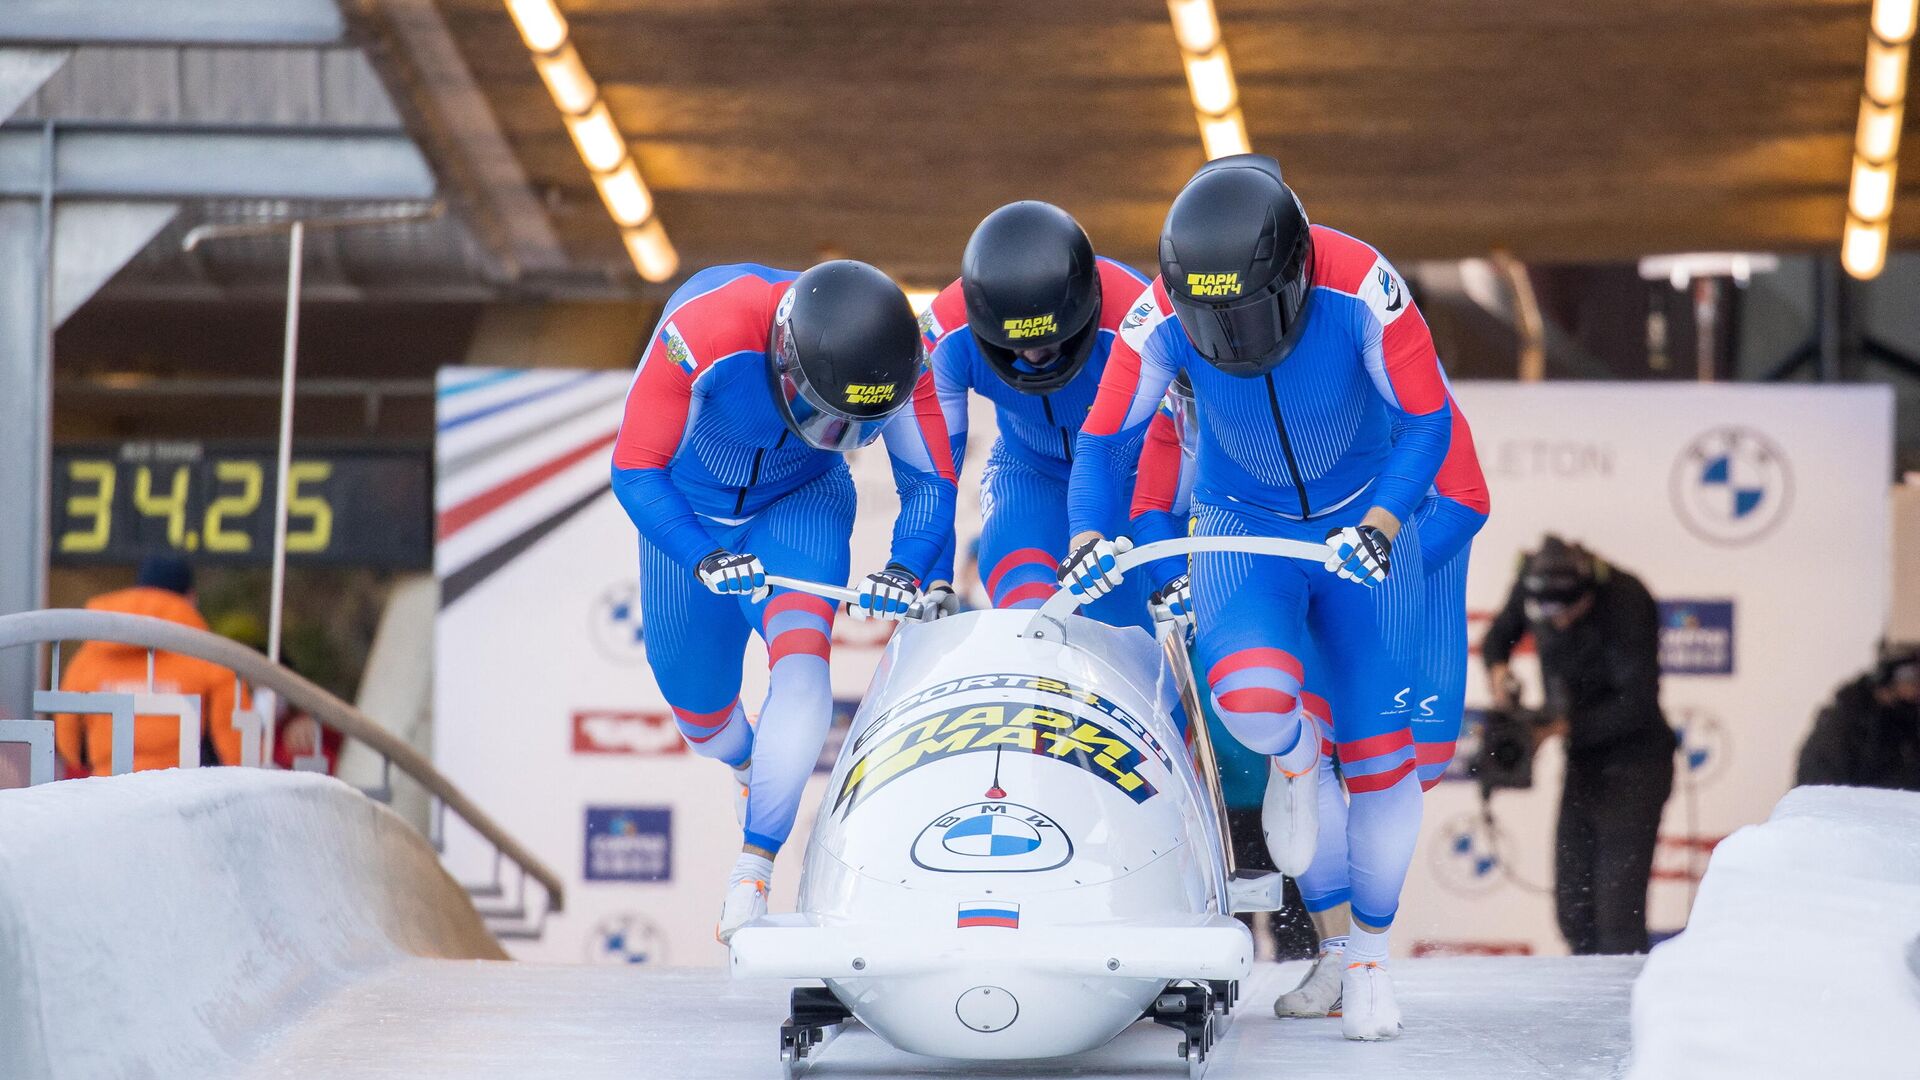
[1520,536,1598,621]
[768,260,924,451]
[1158,154,1314,377]
[961,202,1103,395]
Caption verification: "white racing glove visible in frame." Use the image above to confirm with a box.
[1059,535,1133,601]
[1149,572,1195,635]
[853,564,920,621]
[1324,525,1392,588]
[919,582,961,621]
[697,550,769,602]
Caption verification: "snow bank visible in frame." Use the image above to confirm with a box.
[1628,785,1920,1079]
[0,769,503,1080]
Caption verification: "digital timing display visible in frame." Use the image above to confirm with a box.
[50,442,431,568]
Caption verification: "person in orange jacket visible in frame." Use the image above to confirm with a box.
[54,557,246,776]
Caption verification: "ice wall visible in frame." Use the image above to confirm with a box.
[0,769,503,1079]
[1629,785,1920,1078]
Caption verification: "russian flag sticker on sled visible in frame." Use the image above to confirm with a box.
[957,901,1020,929]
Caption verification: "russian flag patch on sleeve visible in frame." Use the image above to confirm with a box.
[663,322,696,375]
[957,901,1020,929]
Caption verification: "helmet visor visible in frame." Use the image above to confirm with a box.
[1170,270,1312,376]
[771,323,911,451]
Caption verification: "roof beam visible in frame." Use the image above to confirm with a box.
[0,0,343,46]
[0,124,435,201]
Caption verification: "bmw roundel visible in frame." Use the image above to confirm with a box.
[912,802,1073,873]
[942,813,1043,857]
[1669,426,1792,546]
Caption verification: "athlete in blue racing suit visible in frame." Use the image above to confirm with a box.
[611,260,957,941]
[922,201,1153,627]
[1061,155,1458,1040]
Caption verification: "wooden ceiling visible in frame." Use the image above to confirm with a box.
[412,0,1901,289]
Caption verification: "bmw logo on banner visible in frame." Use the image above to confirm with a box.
[911,802,1073,873]
[589,580,649,664]
[1669,427,1792,546]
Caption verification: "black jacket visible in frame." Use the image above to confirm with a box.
[1483,566,1676,757]
[1795,675,1920,792]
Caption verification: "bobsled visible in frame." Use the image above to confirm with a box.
[729,536,1324,1075]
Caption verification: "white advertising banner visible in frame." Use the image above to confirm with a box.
[432,367,987,965]
[1397,382,1894,956]
[436,369,1891,964]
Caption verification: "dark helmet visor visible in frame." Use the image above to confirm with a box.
[770,319,912,451]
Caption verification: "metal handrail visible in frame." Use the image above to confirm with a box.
[0,608,564,914]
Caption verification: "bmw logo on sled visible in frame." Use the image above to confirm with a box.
[730,537,1319,1075]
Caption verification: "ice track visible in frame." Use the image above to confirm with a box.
[243,955,1641,1079]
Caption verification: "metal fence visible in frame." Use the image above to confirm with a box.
[0,608,562,940]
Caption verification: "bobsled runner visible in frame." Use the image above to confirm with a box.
[730,536,1324,1076]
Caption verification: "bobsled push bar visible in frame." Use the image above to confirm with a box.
[1022,536,1325,639]
[764,575,928,622]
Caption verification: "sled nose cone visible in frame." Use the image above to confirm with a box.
[955,985,1019,1033]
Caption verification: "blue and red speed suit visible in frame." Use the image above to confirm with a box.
[923,257,1155,629]
[1131,373,1490,919]
[1070,225,1456,929]
[610,264,957,854]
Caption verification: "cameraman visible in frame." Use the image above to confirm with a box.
[1796,644,1920,792]
[1482,537,1675,955]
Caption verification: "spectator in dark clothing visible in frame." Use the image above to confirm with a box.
[1482,537,1676,956]
[1796,645,1920,792]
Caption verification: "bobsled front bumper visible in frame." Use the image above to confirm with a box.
[729,913,1252,981]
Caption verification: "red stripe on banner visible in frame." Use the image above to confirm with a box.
[1339,727,1415,764]
[769,629,831,665]
[766,592,836,623]
[1344,759,1416,794]
[997,581,1058,608]
[440,430,617,540]
[958,916,1019,929]
[1215,686,1298,717]
[1207,647,1305,687]
[986,548,1057,597]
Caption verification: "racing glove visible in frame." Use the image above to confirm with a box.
[1323,525,1392,588]
[919,582,961,621]
[854,563,920,622]
[1059,535,1133,601]
[697,550,769,602]
[1149,573,1195,635]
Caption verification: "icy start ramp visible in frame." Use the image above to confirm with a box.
[234,955,1639,1079]
[1629,785,1920,1079]
[0,770,503,1080]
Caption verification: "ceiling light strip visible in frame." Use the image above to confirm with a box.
[1844,0,1918,279]
[1167,0,1250,159]
[505,0,677,282]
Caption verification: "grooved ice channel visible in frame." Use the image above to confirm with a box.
[244,956,1640,1079]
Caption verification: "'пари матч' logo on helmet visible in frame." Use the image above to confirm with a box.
[1185,272,1241,298]
[1002,313,1058,339]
